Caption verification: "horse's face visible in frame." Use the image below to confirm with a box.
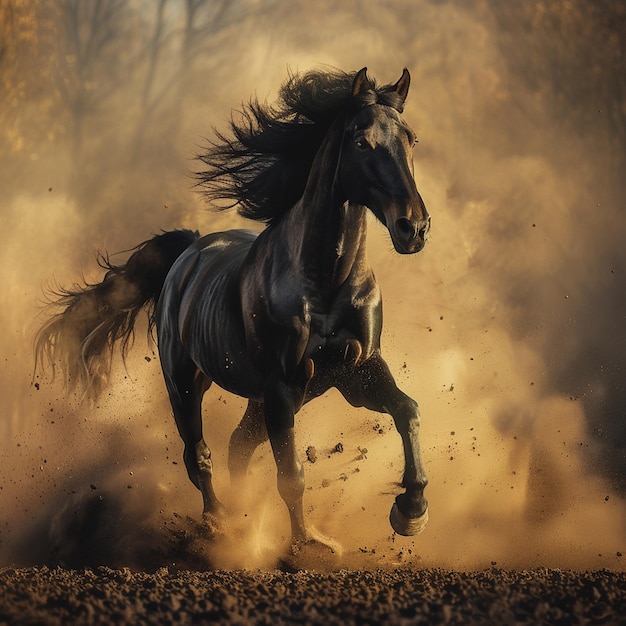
[339,70,430,254]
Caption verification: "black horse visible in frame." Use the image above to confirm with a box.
[36,67,431,550]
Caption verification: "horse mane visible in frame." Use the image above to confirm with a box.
[195,67,407,225]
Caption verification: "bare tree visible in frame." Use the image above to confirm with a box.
[132,0,269,157]
[55,0,130,162]
[140,0,169,109]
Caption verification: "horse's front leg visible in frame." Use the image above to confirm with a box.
[264,376,307,544]
[340,353,429,536]
[388,391,430,536]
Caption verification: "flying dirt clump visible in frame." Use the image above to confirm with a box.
[306,446,318,463]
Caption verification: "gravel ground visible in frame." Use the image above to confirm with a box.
[1,566,625,625]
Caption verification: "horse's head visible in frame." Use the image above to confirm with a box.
[339,68,430,254]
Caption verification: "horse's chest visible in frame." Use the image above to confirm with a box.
[304,298,357,350]
[307,300,345,333]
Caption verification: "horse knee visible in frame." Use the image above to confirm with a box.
[391,394,421,429]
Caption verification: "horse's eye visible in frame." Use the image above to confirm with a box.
[355,137,369,151]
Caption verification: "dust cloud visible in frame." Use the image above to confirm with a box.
[0,0,624,571]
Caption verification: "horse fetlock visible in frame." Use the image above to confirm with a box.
[403,470,428,490]
[396,490,428,518]
[199,477,225,519]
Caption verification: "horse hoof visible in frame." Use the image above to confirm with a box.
[344,338,363,365]
[389,502,429,536]
[304,357,315,380]
[201,510,226,538]
[279,532,343,572]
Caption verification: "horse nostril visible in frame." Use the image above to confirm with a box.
[417,216,431,239]
[396,217,415,240]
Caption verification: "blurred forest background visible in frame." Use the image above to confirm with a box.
[0,0,625,568]
[2,1,624,238]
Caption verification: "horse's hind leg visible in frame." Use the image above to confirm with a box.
[163,357,224,526]
[228,399,268,489]
[339,353,429,536]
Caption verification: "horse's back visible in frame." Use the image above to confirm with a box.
[157,229,264,397]
[161,228,256,303]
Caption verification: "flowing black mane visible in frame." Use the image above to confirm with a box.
[195,68,408,225]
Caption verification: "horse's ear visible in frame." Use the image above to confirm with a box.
[392,68,411,103]
[352,67,370,98]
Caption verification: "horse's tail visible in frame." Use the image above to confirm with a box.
[35,229,200,398]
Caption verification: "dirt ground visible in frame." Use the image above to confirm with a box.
[1,565,625,625]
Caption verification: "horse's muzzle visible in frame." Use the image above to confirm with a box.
[393,215,430,254]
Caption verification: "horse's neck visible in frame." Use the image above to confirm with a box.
[268,112,366,294]
[286,197,368,290]
[278,114,369,292]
